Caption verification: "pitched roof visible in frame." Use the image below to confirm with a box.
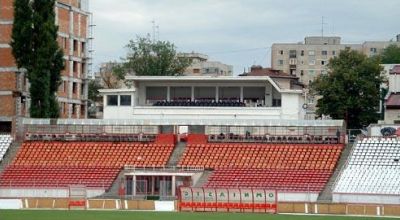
[390,65,400,75]
[386,93,400,109]
[240,66,297,79]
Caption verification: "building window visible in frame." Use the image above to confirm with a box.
[278,60,284,65]
[308,50,315,56]
[72,104,76,115]
[279,50,284,55]
[80,105,85,116]
[289,50,297,58]
[321,61,326,65]
[332,51,336,56]
[300,70,304,76]
[73,61,78,73]
[107,95,118,106]
[321,50,328,56]
[81,63,86,75]
[73,40,78,52]
[309,70,315,75]
[193,68,200,74]
[301,50,304,56]
[81,42,86,54]
[309,60,315,65]
[370,48,377,53]
[72,82,77,94]
[63,81,67,93]
[120,95,132,106]
[62,37,68,49]
[81,84,84,95]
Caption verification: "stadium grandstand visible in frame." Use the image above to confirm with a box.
[0,76,399,217]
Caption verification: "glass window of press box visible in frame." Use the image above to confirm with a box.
[107,95,118,106]
[120,95,132,106]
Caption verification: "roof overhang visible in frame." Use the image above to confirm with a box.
[23,118,344,127]
[125,76,303,94]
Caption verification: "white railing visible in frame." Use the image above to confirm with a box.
[123,165,205,172]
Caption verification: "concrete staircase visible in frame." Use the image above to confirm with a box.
[317,142,355,202]
[167,141,186,166]
[0,142,22,173]
[194,170,213,187]
[96,169,126,199]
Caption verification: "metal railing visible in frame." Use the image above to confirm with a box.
[124,165,205,172]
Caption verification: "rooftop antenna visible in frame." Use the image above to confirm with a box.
[156,25,160,41]
[321,16,327,38]
[151,20,156,43]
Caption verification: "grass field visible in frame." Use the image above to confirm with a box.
[0,210,398,220]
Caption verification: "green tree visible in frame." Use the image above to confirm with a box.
[311,48,384,129]
[116,36,191,77]
[11,0,64,118]
[381,44,400,64]
[88,80,102,102]
[11,0,32,70]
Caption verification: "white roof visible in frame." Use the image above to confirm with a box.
[125,75,301,93]
[99,88,135,93]
[23,118,344,127]
[126,75,272,81]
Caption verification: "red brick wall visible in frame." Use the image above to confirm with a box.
[80,15,87,39]
[73,12,79,36]
[0,95,15,116]
[61,60,70,77]
[0,48,15,67]
[58,0,80,8]
[0,24,12,43]
[57,7,70,34]
[0,0,14,20]
[0,72,16,91]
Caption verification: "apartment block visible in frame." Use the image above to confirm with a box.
[0,0,92,135]
[271,35,400,85]
[179,52,233,76]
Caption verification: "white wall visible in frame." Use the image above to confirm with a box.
[281,93,305,120]
[130,107,283,120]
[0,188,105,198]
[278,192,319,202]
[333,193,400,205]
[0,199,23,209]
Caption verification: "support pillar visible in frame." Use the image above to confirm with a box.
[172,175,176,196]
[132,175,136,196]
[191,86,195,101]
[151,176,155,195]
[167,87,170,101]
[216,86,219,102]
[240,87,244,102]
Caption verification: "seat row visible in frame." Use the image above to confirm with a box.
[1,134,176,190]
[333,138,400,195]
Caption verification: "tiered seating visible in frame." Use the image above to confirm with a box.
[206,169,332,192]
[179,143,343,192]
[334,137,400,194]
[0,134,12,161]
[0,134,175,189]
[153,100,246,107]
[179,143,342,169]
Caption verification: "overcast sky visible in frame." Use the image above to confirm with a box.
[91,0,400,75]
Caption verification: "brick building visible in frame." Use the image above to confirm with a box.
[0,0,92,136]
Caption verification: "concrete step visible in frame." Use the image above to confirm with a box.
[96,169,126,199]
[167,141,187,167]
[194,170,213,187]
[317,142,355,202]
[0,142,22,173]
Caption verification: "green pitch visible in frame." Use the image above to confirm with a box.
[0,210,398,220]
